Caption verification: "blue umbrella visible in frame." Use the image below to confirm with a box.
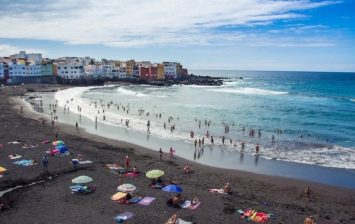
[162,184,183,193]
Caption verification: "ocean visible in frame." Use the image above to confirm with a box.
[28,70,355,188]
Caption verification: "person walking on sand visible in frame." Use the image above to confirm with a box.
[194,139,197,148]
[42,155,49,173]
[305,185,312,201]
[72,158,79,171]
[170,147,174,157]
[75,121,78,129]
[159,148,163,160]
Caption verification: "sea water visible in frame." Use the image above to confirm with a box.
[29,70,355,188]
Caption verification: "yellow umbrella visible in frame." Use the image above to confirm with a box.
[0,166,7,173]
[111,192,127,201]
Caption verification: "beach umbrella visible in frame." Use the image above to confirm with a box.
[146,169,164,179]
[72,176,93,184]
[0,166,6,173]
[117,183,136,193]
[162,184,183,193]
[111,192,127,201]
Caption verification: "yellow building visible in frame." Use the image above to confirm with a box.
[17,58,27,65]
[157,63,165,80]
[125,60,135,77]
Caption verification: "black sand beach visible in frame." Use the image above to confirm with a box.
[1,84,355,224]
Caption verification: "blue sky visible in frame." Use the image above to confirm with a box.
[0,0,354,72]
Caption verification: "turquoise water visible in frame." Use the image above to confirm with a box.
[28,70,355,188]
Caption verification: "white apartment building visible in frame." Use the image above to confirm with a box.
[57,64,85,79]
[163,62,177,79]
[113,67,126,79]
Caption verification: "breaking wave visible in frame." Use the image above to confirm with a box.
[210,87,288,95]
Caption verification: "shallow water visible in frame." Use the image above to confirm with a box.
[27,70,355,188]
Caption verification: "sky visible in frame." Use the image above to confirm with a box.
[0,0,354,72]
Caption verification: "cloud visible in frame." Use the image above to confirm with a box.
[0,44,45,56]
[0,0,340,47]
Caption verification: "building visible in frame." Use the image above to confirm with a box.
[139,66,150,80]
[113,67,126,79]
[0,63,4,79]
[41,63,54,76]
[57,64,85,79]
[157,64,165,80]
[125,60,135,78]
[163,62,177,79]
[25,64,42,76]
[132,64,140,79]
[14,51,42,64]
[139,65,158,81]
[8,64,25,76]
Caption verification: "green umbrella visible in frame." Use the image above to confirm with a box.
[146,169,164,179]
[72,176,93,184]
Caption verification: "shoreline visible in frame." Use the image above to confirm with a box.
[1,84,355,223]
[23,84,355,189]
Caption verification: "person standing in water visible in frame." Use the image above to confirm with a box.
[159,148,163,160]
[255,143,260,154]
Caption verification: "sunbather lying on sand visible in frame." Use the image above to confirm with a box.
[209,182,232,194]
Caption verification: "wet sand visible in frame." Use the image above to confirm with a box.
[0,84,355,224]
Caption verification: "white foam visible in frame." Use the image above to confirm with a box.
[225,143,355,169]
[210,87,288,95]
[116,87,148,97]
[175,84,217,88]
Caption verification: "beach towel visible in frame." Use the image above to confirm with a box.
[114,212,134,223]
[8,154,22,160]
[13,159,36,166]
[8,141,22,144]
[177,218,193,224]
[106,163,125,171]
[69,185,95,194]
[78,160,93,164]
[138,197,155,206]
[149,183,165,189]
[209,188,226,194]
[180,200,191,208]
[188,201,201,210]
[22,144,39,149]
[124,172,139,177]
[238,209,272,223]
[128,196,142,204]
